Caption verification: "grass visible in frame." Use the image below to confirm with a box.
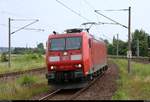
[111,58,150,100]
[17,75,37,86]
[0,54,45,74]
[0,53,50,99]
[0,74,50,100]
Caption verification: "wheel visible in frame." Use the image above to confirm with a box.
[106,66,108,70]
[90,74,93,80]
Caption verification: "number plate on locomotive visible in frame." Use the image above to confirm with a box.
[62,56,69,60]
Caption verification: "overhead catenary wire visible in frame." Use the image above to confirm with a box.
[10,19,39,21]
[93,26,113,41]
[83,0,99,23]
[83,0,95,10]
[98,22,118,25]
[95,10,128,29]
[55,0,90,21]
[0,24,44,31]
[79,0,123,40]
[11,20,39,34]
[97,9,129,12]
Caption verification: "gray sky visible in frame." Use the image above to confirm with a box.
[0,0,150,48]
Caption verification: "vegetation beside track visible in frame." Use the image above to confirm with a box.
[0,74,50,99]
[111,58,150,100]
[0,54,45,74]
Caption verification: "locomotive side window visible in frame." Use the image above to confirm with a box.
[66,37,81,50]
[50,38,65,51]
[89,39,91,48]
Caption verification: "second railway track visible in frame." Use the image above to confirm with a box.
[0,67,46,79]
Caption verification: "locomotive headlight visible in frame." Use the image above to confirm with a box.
[71,54,82,60]
[75,64,82,68]
[78,64,82,68]
[50,66,54,70]
[50,66,56,70]
[63,52,68,56]
[49,56,60,62]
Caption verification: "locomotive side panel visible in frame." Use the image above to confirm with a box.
[91,38,107,73]
[82,32,92,76]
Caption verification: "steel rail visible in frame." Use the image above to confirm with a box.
[38,89,62,100]
[69,72,105,100]
[0,67,45,78]
[38,69,106,100]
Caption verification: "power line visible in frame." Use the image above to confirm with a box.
[22,28,44,31]
[94,26,113,41]
[11,19,39,21]
[11,19,39,34]
[83,0,95,10]
[98,22,118,25]
[83,0,99,22]
[97,9,129,12]
[0,24,44,31]
[55,0,90,21]
[95,10,128,29]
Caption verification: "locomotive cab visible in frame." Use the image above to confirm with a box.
[46,29,88,83]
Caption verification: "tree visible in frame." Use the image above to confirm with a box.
[106,29,149,57]
[12,47,34,54]
[106,35,128,56]
[118,40,128,55]
[1,52,8,62]
[37,43,45,54]
[108,44,115,55]
[131,29,149,56]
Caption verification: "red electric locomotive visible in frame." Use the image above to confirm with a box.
[45,28,108,88]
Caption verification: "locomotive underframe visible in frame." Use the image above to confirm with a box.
[46,68,85,83]
[46,65,108,84]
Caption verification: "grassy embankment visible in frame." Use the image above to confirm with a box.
[0,54,45,74]
[0,74,50,99]
[111,59,150,100]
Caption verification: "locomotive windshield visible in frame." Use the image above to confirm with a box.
[50,37,82,51]
[50,38,65,51]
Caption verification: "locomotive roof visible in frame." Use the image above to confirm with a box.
[49,28,105,43]
[64,28,84,33]
[48,32,84,39]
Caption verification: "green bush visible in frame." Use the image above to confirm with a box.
[17,75,36,86]
[30,54,38,59]
[24,53,42,60]
[0,52,8,62]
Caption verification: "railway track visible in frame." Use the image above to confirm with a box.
[0,67,46,78]
[38,72,105,100]
[39,89,62,100]
[108,55,150,64]
[69,72,105,100]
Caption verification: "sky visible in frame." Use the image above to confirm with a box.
[0,0,150,48]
